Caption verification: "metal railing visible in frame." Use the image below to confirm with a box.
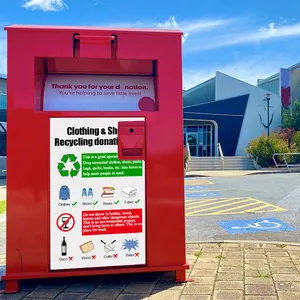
[273,153,300,169]
[185,142,191,170]
[217,143,224,170]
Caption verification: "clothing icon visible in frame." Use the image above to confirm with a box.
[82,188,93,199]
[59,185,70,200]
[82,188,87,199]
[88,188,93,199]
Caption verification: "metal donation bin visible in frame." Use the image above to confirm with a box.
[2,24,188,293]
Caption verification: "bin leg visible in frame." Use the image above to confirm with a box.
[174,270,194,283]
[3,280,20,293]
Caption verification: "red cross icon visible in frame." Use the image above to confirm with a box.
[92,255,96,260]
[135,252,139,257]
[113,254,118,258]
[68,256,73,261]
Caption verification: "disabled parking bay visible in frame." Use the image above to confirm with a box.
[185,173,300,243]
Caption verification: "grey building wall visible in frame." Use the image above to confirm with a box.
[0,78,6,95]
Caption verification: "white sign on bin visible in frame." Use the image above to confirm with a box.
[43,74,156,111]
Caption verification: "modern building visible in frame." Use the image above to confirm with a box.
[183,72,282,157]
[0,74,6,158]
[257,62,300,109]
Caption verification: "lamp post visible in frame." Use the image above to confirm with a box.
[265,93,271,145]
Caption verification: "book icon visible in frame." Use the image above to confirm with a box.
[101,187,115,198]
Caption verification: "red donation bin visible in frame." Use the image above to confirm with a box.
[2,24,188,293]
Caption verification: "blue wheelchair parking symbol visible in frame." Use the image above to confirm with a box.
[185,185,206,191]
[219,218,296,234]
[185,192,221,199]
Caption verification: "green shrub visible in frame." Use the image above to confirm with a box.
[246,132,290,167]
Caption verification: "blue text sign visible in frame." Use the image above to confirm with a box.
[185,192,221,199]
[218,218,296,234]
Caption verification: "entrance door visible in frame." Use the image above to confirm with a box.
[187,133,198,156]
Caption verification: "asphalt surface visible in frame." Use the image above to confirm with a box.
[185,173,300,243]
[0,174,300,254]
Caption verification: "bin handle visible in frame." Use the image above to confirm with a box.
[74,34,116,42]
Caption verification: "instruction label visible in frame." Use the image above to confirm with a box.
[50,117,146,270]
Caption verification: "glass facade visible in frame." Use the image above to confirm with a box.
[0,94,7,109]
[184,124,214,157]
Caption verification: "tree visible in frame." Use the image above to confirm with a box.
[282,100,300,130]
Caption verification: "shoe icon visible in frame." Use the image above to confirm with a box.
[82,188,87,199]
[88,188,93,199]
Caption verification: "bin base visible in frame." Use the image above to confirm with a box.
[1,263,189,294]
[0,279,20,294]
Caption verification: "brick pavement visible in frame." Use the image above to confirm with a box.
[1,242,300,299]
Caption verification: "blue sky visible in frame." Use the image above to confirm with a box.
[1,0,300,89]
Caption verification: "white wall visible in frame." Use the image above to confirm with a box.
[215,72,282,156]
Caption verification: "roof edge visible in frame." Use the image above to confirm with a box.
[4,24,183,35]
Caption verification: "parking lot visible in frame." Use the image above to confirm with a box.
[185,173,300,243]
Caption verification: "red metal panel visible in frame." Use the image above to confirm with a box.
[3,25,186,293]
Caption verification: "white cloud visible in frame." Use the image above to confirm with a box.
[183,56,294,90]
[187,21,300,52]
[100,16,235,44]
[22,0,68,11]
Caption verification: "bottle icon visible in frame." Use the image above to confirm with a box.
[61,236,67,256]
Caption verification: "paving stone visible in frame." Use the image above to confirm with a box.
[278,291,300,300]
[193,263,219,270]
[245,269,271,277]
[117,294,149,300]
[186,277,215,285]
[25,285,67,298]
[275,282,300,291]
[241,243,262,249]
[63,283,98,293]
[218,266,243,274]
[214,281,243,290]
[245,254,267,259]
[273,274,300,282]
[216,273,243,281]
[123,283,156,295]
[245,284,276,295]
[154,282,184,290]
[197,258,220,263]
[245,277,273,285]
[86,288,123,299]
[267,257,292,262]
[266,251,289,257]
[148,289,182,299]
[245,296,278,300]
[191,269,217,277]
[245,249,265,254]
[180,295,211,300]
[245,259,269,265]
[219,244,240,249]
[54,292,89,300]
[212,290,243,300]
[0,292,31,299]
[270,267,299,274]
[284,246,300,251]
[268,262,295,268]
[182,284,213,294]
[219,260,243,267]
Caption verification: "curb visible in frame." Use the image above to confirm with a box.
[248,170,300,175]
[186,240,300,247]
